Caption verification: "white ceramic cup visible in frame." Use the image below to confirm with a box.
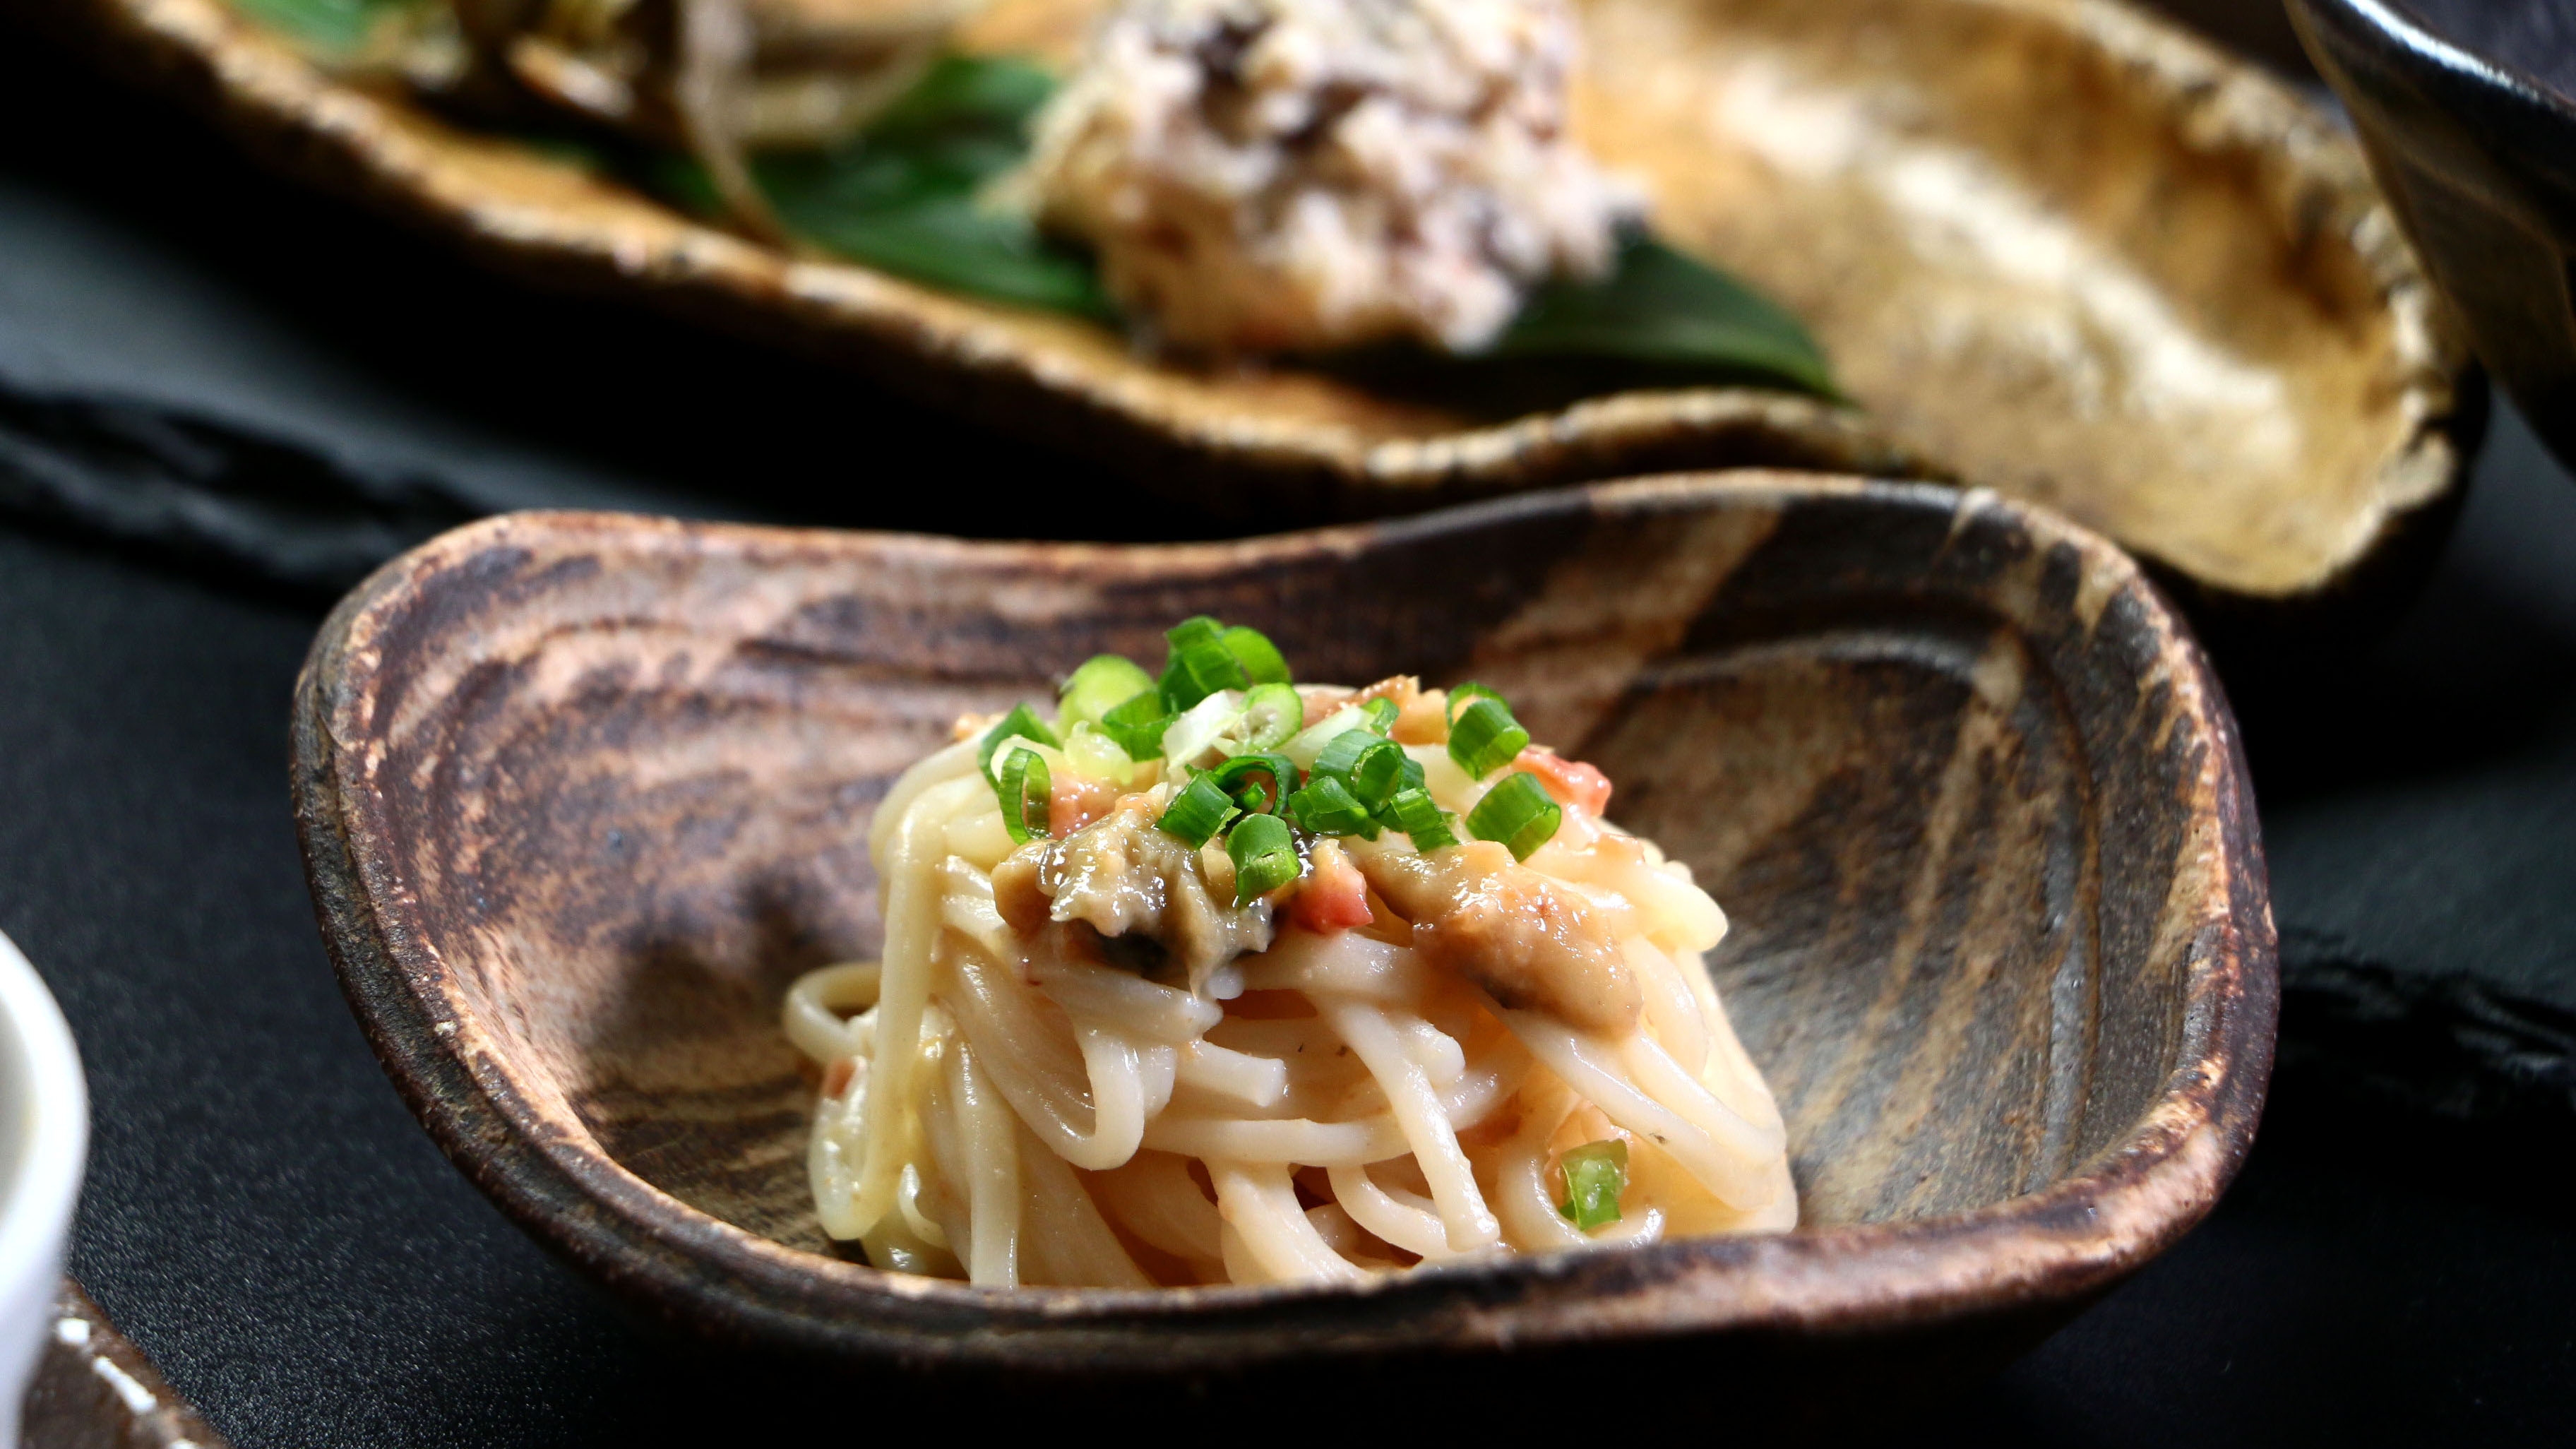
[0,931,87,1449]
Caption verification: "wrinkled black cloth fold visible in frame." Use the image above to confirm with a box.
[0,381,481,594]
[2283,943,2576,1119]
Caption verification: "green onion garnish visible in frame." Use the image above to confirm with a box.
[1309,728,1379,782]
[1347,739,1410,808]
[1557,1139,1628,1231]
[1287,775,1379,838]
[1233,683,1304,753]
[1357,697,1400,734]
[1226,813,1301,907]
[1165,616,1224,652]
[1157,772,1238,847]
[1466,772,1563,861]
[1205,753,1300,816]
[1100,690,1176,761]
[1376,787,1458,851]
[1221,626,1292,686]
[1161,640,1246,710]
[1157,616,1248,710]
[977,704,1060,780]
[994,746,1052,845]
[1312,731,1412,809]
[1448,696,1530,780]
[1446,681,1505,722]
[1059,655,1155,733]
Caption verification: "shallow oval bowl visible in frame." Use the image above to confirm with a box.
[290,476,2276,1390]
[43,0,2473,619]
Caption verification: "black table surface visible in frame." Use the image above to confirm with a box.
[4,10,2575,1444]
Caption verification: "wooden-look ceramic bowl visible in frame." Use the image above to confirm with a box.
[2290,0,2576,472]
[41,0,2474,617]
[290,476,2277,1393]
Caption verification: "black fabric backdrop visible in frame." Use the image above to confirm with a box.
[1,9,2573,1443]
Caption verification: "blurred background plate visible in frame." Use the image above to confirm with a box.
[15,0,2479,635]
[2288,0,2576,472]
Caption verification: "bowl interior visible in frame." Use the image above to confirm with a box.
[309,480,2237,1269]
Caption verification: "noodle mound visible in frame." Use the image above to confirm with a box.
[787,641,1793,1288]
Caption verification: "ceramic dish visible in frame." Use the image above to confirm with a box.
[24,1284,228,1449]
[0,931,88,1449]
[290,477,2277,1394]
[2290,0,2576,470]
[42,0,2474,620]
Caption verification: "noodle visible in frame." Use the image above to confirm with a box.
[787,637,1796,1287]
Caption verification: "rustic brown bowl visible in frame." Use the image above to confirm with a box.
[40,0,2474,617]
[290,475,2276,1394]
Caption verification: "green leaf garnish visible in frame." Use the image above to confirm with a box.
[228,0,410,53]
[1490,236,1837,400]
[749,56,1109,318]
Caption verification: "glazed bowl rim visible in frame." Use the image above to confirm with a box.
[291,475,2277,1367]
[2296,0,2576,123]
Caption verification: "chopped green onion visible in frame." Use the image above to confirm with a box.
[1312,732,1409,810]
[1156,616,1248,710]
[994,746,1051,845]
[1287,776,1380,838]
[1308,729,1376,781]
[1557,1139,1628,1231]
[1283,705,1366,768]
[1100,691,1176,761]
[1446,681,1505,723]
[1161,638,1248,710]
[1227,813,1301,907]
[1376,787,1458,851]
[1059,655,1155,733]
[1467,772,1563,860]
[1220,626,1292,686]
[977,704,1060,780]
[1357,697,1400,734]
[1448,696,1530,780]
[1232,683,1304,753]
[1348,739,1410,807]
[1166,616,1224,652]
[1205,753,1300,815]
[1157,773,1238,847]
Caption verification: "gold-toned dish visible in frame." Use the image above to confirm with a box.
[40,0,2474,613]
